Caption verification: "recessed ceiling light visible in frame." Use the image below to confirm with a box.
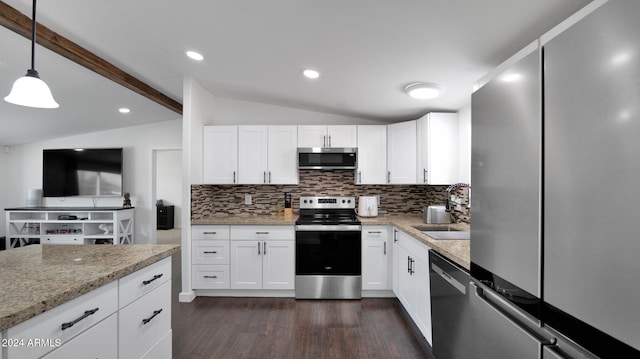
[501,73,522,82]
[186,51,204,61]
[118,108,130,114]
[303,69,320,79]
[405,83,440,100]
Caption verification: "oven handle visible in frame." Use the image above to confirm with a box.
[295,225,362,231]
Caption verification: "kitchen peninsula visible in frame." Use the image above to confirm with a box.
[0,244,179,359]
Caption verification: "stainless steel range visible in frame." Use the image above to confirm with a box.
[295,196,362,299]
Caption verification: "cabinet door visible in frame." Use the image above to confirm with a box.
[267,126,298,184]
[356,126,387,184]
[387,121,417,184]
[230,241,262,289]
[297,125,327,147]
[204,126,238,184]
[238,126,269,184]
[327,125,357,147]
[362,236,389,290]
[418,113,459,185]
[397,244,415,313]
[413,256,432,345]
[262,240,295,290]
[42,314,117,359]
[392,228,400,296]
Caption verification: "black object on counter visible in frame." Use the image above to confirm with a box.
[284,192,292,208]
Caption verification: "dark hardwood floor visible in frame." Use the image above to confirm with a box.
[170,251,433,359]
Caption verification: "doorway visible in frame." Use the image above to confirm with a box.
[152,149,182,244]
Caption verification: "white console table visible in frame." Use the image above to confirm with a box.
[4,207,134,249]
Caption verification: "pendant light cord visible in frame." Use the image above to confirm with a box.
[30,0,37,71]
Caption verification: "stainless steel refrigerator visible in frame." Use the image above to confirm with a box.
[470,1,640,357]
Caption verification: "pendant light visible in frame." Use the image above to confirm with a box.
[4,0,59,108]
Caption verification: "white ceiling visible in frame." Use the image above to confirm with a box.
[0,0,592,146]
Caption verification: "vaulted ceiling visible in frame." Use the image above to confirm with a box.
[0,0,592,146]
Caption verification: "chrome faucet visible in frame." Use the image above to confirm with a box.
[445,183,470,212]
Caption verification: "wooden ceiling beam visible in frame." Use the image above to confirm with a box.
[0,1,183,115]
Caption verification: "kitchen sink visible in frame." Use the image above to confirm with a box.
[412,225,460,232]
[413,225,470,240]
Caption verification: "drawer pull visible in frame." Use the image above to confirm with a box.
[61,307,99,330]
[368,231,382,234]
[255,232,269,235]
[203,275,218,279]
[142,309,163,325]
[142,274,163,285]
[203,231,217,235]
[203,251,218,254]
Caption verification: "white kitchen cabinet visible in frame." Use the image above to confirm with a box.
[41,314,118,359]
[362,226,390,290]
[392,228,400,296]
[356,126,387,184]
[237,126,298,184]
[395,229,433,345]
[387,121,418,184]
[203,126,238,184]
[192,225,231,289]
[417,112,459,185]
[267,126,298,184]
[298,125,357,148]
[230,226,295,290]
[237,126,268,184]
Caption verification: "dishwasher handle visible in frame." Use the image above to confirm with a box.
[431,262,466,295]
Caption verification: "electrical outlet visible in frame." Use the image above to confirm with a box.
[245,194,252,205]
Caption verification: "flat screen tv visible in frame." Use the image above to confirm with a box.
[43,148,124,197]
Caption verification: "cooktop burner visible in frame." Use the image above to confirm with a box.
[295,196,360,226]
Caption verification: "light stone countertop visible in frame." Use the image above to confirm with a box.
[0,244,179,331]
[193,214,470,270]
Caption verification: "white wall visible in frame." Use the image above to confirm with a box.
[3,119,182,243]
[458,104,471,184]
[156,149,182,228]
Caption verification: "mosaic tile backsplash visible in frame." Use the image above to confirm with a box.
[192,170,470,224]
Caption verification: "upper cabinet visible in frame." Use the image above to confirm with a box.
[298,125,357,148]
[238,126,298,185]
[204,126,238,184]
[387,121,418,184]
[417,112,459,185]
[356,125,387,185]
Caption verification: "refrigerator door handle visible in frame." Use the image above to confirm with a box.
[471,281,555,346]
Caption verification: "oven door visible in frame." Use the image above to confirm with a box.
[295,225,362,299]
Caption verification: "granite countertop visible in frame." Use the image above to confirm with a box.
[358,215,470,271]
[193,214,470,270]
[192,215,298,225]
[0,244,179,331]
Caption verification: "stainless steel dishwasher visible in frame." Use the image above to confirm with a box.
[429,250,471,359]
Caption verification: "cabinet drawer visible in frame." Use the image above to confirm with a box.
[119,281,171,359]
[230,225,294,240]
[41,236,85,245]
[192,265,230,289]
[41,314,117,359]
[119,257,171,309]
[140,329,172,359]
[6,281,118,359]
[362,226,389,240]
[192,240,229,265]
[192,225,230,240]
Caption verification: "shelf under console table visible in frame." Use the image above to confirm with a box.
[4,207,135,249]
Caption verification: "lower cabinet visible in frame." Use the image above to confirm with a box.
[395,229,433,345]
[362,226,391,290]
[230,226,295,290]
[3,257,172,359]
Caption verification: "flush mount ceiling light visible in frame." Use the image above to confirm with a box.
[303,69,320,79]
[186,51,204,61]
[405,83,441,100]
[4,0,59,109]
[118,107,131,114]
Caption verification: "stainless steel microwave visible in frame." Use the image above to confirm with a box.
[297,147,357,170]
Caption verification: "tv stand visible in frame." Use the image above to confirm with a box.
[4,207,134,249]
